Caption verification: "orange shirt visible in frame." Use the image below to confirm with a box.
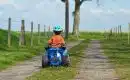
[48,35,65,47]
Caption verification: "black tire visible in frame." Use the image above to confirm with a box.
[42,55,48,68]
[62,56,71,66]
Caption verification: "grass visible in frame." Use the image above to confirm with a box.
[79,32,104,40]
[65,32,104,42]
[0,29,48,70]
[26,39,89,80]
[102,33,130,80]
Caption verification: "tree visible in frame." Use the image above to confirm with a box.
[61,0,69,39]
[61,0,99,36]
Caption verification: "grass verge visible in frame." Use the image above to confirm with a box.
[102,39,130,80]
[26,39,89,80]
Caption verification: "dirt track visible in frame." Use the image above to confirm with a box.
[0,41,81,80]
[74,40,120,80]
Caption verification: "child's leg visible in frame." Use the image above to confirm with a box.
[62,49,70,66]
[63,49,69,56]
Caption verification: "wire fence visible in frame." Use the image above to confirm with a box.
[0,17,56,47]
[104,23,130,44]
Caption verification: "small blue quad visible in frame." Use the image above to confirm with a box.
[42,47,70,68]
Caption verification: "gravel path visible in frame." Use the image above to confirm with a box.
[0,41,81,80]
[74,40,120,80]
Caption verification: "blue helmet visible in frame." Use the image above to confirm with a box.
[53,25,63,31]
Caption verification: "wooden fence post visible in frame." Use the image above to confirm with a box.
[116,27,117,40]
[114,27,116,39]
[128,23,130,44]
[120,25,122,40]
[109,29,112,40]
[31,21,33,46]
[44,25,46,37]
[48,26,50,38]
[38,24,40,44]
[19,20,25,46]
[110,28,113,40]
[8,17,11,47]
[104,28,106,39]
[117,25,120,39]
[113,28,115,39]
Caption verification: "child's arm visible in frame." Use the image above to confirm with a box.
[48,37,53,47]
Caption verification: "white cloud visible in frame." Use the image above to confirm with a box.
[0,0,130,32]
[106,9,115,15]
[0,0,10,4]
[90,8,103,15]
[119,8,130,14]
[0,0,24,11]
[0,0,15,5]
[36,2,44,9]
[12,4,22,10]
[89,8,115,16]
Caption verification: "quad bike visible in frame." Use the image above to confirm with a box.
[42,47,70,68]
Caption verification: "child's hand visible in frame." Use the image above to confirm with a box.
[61,43,66,47]
[48,44,52,47]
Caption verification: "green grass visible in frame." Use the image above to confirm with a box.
[79,32,104,40]
[26,39,89,80]
[0,29,48,70]
[65,32,104,42]
[102,34,130,80]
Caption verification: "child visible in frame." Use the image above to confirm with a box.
[45,26,70,66]
[48,25,65,48]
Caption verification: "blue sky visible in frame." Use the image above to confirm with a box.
[0,0,130,32]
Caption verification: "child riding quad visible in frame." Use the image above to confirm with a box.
[42,25,70,67]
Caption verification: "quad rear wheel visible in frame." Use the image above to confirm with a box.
[42,55,48,68]
[62,56,70,66]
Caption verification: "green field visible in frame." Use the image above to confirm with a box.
[102,33,130,80]
[1,29,130,80]
[0,29,48,70]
